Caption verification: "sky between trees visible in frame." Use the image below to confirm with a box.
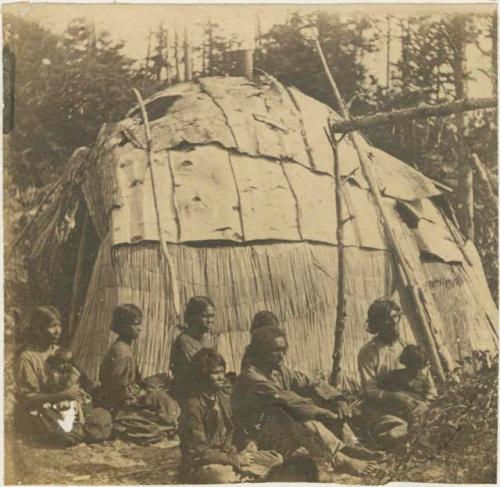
[5,3,495,96]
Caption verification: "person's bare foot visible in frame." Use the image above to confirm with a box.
[342,444,386,461]
[335,451,378,476]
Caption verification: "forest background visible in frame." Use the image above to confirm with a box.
[4,5,497,332]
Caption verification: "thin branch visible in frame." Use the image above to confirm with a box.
[471,153,498,207]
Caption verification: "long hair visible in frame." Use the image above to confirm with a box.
[366,298,401,334]
[250,310,279,333]
[28,305,61,343]
[246,326,287,366]
[111,304,143,334]
[184,296,214,327]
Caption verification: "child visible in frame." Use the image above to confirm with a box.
[178,348,282,483]
[378,344,436,402]
[44,349,92,435]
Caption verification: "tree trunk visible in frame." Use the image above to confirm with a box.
[386,15,391,91]
[174,26,181,83]
[492,12,497,96]
[451,16,474,241]
[145,28,152,75]
[156,25,165,81]
[184,24,193,81]
[399,18,413,146]
[207,20,213,76]
[201,24,207,76]
[255,13,262,66]
[164,28,170,85]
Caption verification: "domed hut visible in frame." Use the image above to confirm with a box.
[28,75,497,384]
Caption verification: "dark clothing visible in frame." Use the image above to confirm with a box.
[232,364,341,446]
[179,390,239,469]
[379,368,434,401]
[15,345,111,446]
[358,337,435,448]
[240,346,251,370]
[97,338,179,443]
[97,339,141,411]
[170,331,213,382]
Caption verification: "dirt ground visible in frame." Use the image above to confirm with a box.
[5,428,181,485]
[5,419,495,485]
[4,426,364,485]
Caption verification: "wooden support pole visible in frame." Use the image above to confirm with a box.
[457,160,474,240]
[68,210,89,339]
[328,132,347,387]
[133,88,181,321]
[314,36,448,383]
[329,97,496,134]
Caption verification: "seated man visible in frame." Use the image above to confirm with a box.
[232,326,382,476]
[178,348,282,483]
[358,299,437,448]
[241,310,280,369]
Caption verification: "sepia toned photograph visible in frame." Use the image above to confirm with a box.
[3,2,498,484]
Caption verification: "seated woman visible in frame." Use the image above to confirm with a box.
[358,299,437,448]
[96,304,179,443]
[15,306,111,446]
[232,326,382,476]
[178,348,282,484]
[170,297,216,399]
